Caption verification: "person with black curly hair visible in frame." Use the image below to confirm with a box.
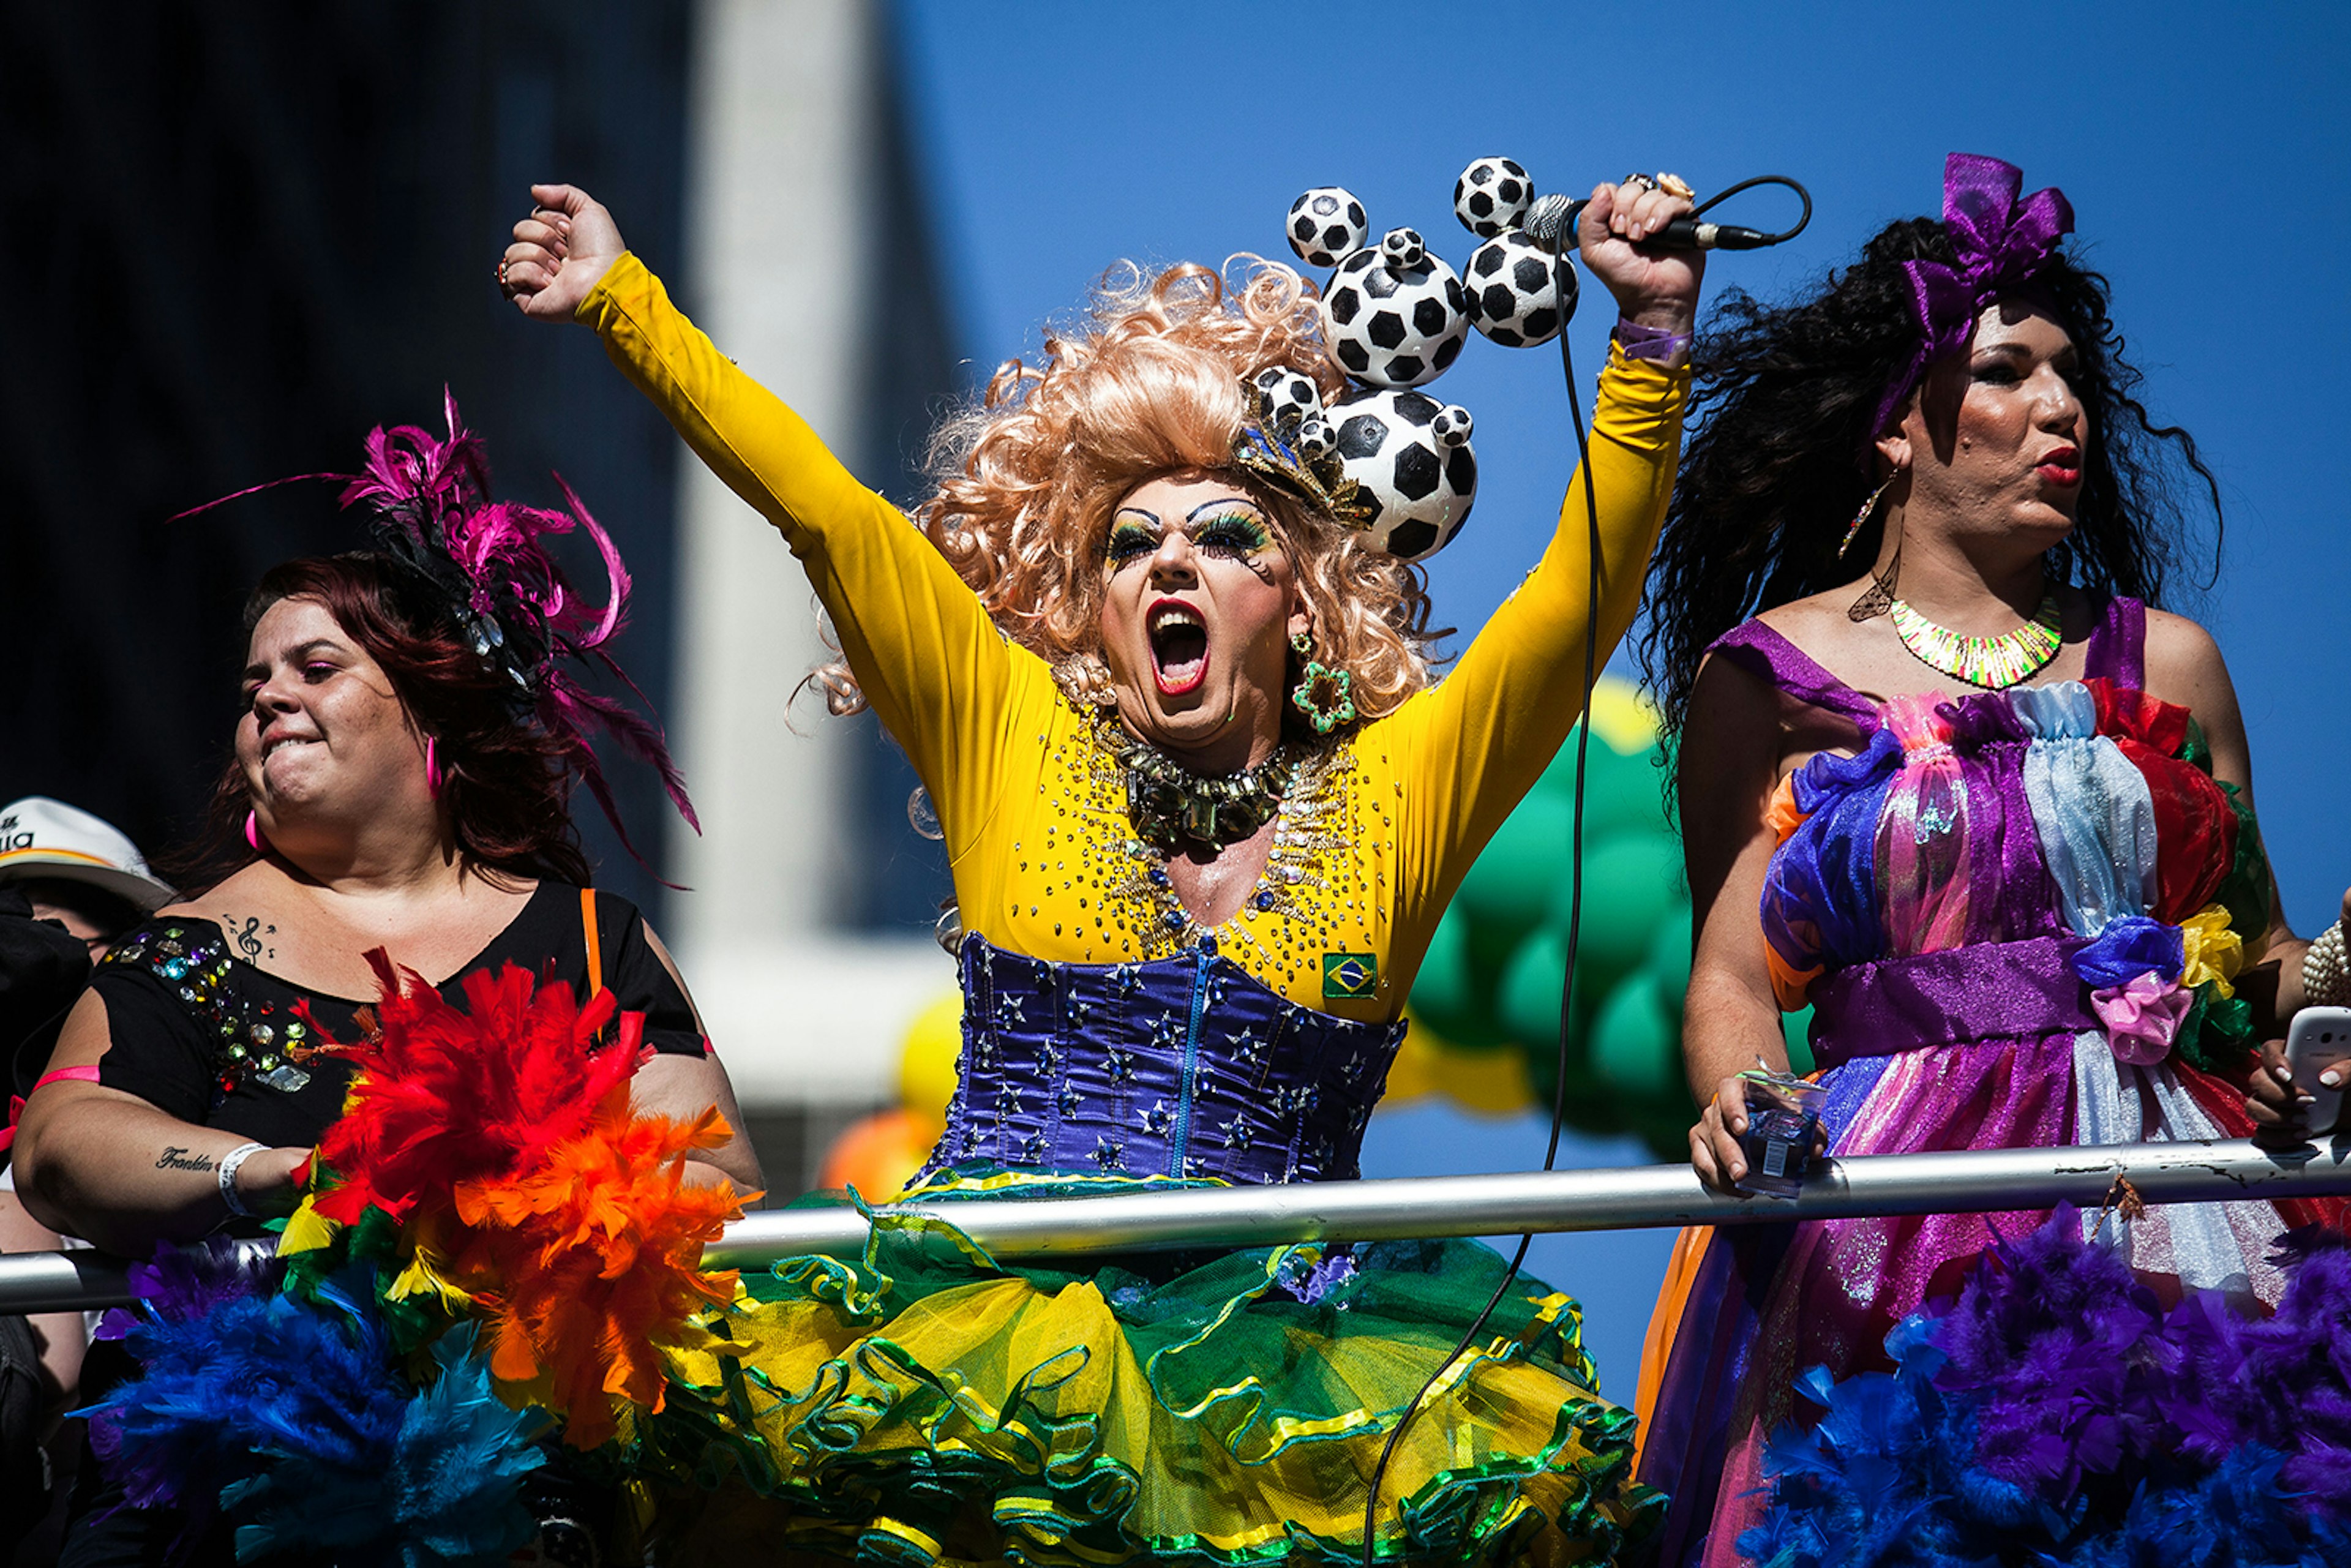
[1627,154,2351,1565]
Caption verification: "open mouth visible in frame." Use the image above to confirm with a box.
[1147,601,1209,697]
[2036,446,2081,488]
[263,734,318,760]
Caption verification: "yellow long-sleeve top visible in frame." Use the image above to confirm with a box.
[583,252,1685,1023]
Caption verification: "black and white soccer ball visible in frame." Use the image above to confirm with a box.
[1251,366,1323,428]
[1286,186,1370,269]
[1321,228,1470,389]
[1248,366,1336,454]
[1464,231,1573,348]
[1330,386,1477,561]
[1453,157,1534,239]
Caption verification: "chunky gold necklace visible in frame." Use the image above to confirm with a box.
[1888,594,2063,689]
[1109,728,1302,852]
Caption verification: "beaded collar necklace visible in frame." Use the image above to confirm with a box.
[1110,729,1302,853]
[1888,593,2063,689]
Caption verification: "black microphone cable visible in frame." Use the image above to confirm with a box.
[1359,173,1807,1563]
[1523,174,1812,252]
[1359,211,1614,1568]
[1670,173,1813,249]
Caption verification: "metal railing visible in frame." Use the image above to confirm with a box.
[6,1136,2347,1316]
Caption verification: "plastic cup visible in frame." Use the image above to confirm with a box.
[1736,1068,1826,1199]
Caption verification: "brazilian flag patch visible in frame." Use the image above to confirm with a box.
[1322,952,1378,1001]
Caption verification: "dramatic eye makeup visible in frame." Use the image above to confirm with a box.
[1191,508,1272,558]
[1105,517,1161,565]
[1102,497,1272,571]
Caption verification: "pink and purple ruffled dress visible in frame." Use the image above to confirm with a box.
[1633,598,2346,1566]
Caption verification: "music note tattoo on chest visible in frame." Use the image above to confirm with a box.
[222,915,277,962]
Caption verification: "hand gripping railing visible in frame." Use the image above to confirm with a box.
[6,1136,2349,1315]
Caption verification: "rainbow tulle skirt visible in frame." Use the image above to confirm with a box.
[631,1168,1661,1567]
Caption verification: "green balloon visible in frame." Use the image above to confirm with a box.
[1589,743,1670,842]
[1644,904,1695,1016]
[1589,971,1682,1102]
[1505,932,1647,1139]
[1522,1038,1618,1137]
[1457,792,1575,953]
[1410,906,1512,1051]
[1498,927,1577,1058]
[1532,732,1670,842]
[1546,832,1685,989]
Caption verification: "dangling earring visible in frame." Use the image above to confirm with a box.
[425,735,443,798]
[1289,629,1357,735]
[1837,475,1895,560]
[245,811,265,853]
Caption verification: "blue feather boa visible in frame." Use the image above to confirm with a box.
[80,1240,546,1565]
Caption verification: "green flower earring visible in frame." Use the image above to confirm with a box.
[1289,630,1357,735]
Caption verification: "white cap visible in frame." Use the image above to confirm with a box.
[0,797,176,912]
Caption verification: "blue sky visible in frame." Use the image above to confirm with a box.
[895,0,2351,1388]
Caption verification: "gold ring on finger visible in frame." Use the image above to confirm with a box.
[1657,173,1696,200]
[497,258,511,289]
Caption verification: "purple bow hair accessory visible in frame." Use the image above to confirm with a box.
[1869,154,2075,448]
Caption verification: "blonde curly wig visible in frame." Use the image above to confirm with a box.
[814,258,1440,725]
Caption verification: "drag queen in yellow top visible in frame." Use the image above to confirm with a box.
[501,173,1698,1566]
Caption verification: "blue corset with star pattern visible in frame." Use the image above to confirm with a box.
[918,937,1407,1187]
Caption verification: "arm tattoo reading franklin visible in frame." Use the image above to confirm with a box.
[155,1146,216,1172]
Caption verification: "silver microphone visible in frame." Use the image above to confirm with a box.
[1521,193,1583,253]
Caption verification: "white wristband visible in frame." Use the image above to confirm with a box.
[217,1142,268,1219]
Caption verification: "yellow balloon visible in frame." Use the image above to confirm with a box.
[1438,1043,1535,1116]
[898,990,964,1128]
[1585,674,1661,756]
[1381,1016,1443,1105]
[1407,1010,1534,1116]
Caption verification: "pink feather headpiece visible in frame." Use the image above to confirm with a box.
[343,392,697,857]
[192,392,696,861]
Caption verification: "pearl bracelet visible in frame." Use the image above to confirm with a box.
[2306,920,2350,1008]
[217,1141,268,1219]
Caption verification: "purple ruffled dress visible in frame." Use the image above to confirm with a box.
[1632,598,2336,1566]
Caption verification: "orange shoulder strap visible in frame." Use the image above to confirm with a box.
[580,886,604,1000]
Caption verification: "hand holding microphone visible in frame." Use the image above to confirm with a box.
[1570,176,1710,338]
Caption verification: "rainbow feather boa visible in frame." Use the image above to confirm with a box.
[1743,1206,2351,1567]
[81,959,753,1562]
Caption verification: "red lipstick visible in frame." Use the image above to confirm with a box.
[1146,598,1209,697]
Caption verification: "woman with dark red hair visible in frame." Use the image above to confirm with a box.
[12,406,759,1564]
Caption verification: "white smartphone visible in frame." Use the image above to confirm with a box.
[2286,1006,2351,1138]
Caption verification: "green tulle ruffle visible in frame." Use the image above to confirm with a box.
[624,1167,1660,1567]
